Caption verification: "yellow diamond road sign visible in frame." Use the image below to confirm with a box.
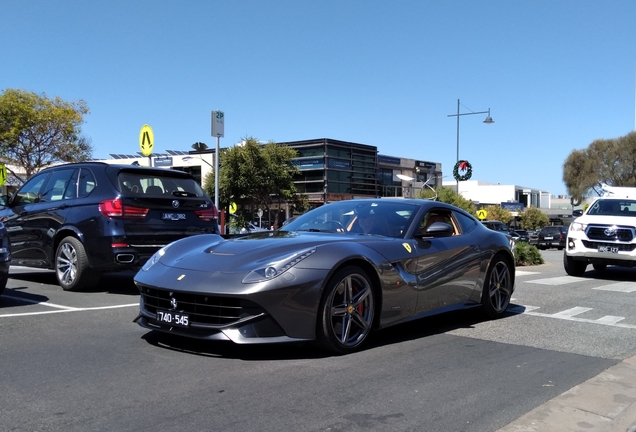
[229,202,237,214]
[477,209,488,220]
[139,124,154,157]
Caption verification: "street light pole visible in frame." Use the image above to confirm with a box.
[447,99,494,193]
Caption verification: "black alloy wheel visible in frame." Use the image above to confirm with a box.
[481,256,513,318]
[317,266,375,354]
[55,236,100,291]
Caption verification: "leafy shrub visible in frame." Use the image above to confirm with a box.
[514,242,545,266]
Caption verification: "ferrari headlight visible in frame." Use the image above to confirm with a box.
[141,243,172,272]
[569,221,587,232]
[243,247,317,283]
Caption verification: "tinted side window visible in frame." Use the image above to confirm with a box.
[13,173,49,205]
[117,172,205,197]
[78,169,97,198]
[455,212,478,234]
[40,169,76,202]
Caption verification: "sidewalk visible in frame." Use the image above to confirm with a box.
[497,355,636,432]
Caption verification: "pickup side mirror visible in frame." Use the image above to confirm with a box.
[572,209,583,217]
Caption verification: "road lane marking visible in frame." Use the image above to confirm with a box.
[527,276,586,285]
[0,301,138,318]
[516,271,541,276]
[552,307,593,318]
[509,305,635,329]
[596,315,625,325]
[593,282,636,293]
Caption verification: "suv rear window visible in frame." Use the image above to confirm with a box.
[117,172,205,197]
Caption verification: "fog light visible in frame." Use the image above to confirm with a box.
[568,240,575,249]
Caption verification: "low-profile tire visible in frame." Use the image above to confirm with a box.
[481,255,513,319]
[592,263,607,272]
[55,236,100,291]
[563,252,587,276]
[316,266,375,354]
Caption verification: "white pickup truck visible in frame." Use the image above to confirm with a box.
[564,184,636,276]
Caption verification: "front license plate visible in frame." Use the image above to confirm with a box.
[156,309,189,327]
[598,245,619,253]
[162,213,186,220]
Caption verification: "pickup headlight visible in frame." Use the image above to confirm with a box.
[569,221,587,232]
[243,248,317,283]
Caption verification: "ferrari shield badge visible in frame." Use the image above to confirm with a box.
[402,243,412,253]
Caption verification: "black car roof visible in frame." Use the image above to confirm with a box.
[39,161,193,178]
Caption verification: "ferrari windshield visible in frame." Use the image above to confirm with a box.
[280,200,418,238]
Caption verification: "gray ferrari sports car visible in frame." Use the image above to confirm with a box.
[134,198,515,354]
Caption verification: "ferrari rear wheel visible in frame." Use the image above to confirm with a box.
[481,256,512,319]
[317,266,375,354]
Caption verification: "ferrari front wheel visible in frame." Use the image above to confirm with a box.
[481,256,512,319]
[317,266,375,354]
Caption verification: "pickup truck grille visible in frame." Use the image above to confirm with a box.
[586,226,635,242]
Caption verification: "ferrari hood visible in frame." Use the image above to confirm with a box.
[156,231,391,272]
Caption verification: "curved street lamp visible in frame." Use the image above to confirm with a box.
[447,99,494,192]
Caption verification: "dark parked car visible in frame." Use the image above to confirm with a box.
[513,229,530,243]
[537,225,568,250]
[481,220,518,246]
[0,162,219,291]
[134,198,515,354]
[0,221,10,296]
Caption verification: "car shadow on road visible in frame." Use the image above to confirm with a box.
[140,331,329,360]
[7,270,139,295]
[138,304,526,361]
[0,286,50,308]
[582,266,636,281]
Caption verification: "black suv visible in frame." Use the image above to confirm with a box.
[0,162,219,291]
[537,225,568,250]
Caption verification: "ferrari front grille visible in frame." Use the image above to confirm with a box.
[140,286,265,326]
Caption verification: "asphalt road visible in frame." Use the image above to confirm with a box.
[1,250,635,432]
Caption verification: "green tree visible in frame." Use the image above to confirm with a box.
[0,89,92,183]
[519,206,549,230]
[481,205,513,224]
[203,137,303,229]
[419,185,477,216]
[563,131,636,203]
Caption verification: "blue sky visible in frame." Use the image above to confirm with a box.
[3,1,635,196]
